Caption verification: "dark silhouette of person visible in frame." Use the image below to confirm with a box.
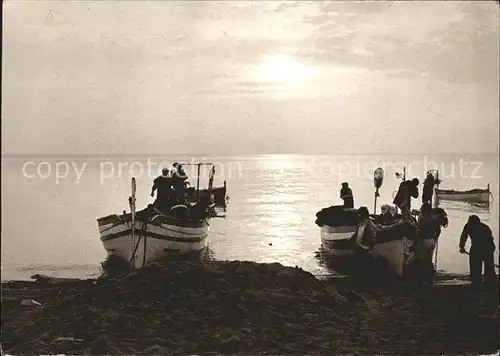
[422,172,435,205]
[340,182,354,208]
[393,178,419,221]
[459,215,496,287]
[151,168,174,212]
[171,162,188,203]
[350,206,383,281]
[414,202,440,284]
[354,206,376,251]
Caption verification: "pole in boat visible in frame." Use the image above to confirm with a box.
[196,163,201,196]
[208,165,215,191]
[373,168,384,214]
[129,177,137,267]
[487,183,491,209]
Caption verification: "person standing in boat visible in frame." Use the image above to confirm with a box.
[422,172,435,205]
[171,162,188,203]
[340,182,354,208]
[151,168,174,211]
[393,178,419,221]
[459,215,497,287]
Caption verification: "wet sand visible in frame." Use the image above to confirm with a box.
[2,260,498,355]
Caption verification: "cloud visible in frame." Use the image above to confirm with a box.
[295,2,499,86]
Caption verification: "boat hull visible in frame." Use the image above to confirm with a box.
[435,189,490,204]
[320,225,433,277]
[98,214,209,269]
[321,225,357,256]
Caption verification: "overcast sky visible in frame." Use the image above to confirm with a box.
[2,1,499,155]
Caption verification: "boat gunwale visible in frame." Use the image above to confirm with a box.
[435,187,490,195]
[97,212,209,228]
[100,229,209,243]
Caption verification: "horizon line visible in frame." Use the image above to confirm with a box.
[2,152,499,159]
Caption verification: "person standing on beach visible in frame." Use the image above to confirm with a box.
[414,203,440,284]
[459,215,497,287]
[340,182,354,208]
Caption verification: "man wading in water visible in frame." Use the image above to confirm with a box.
[459,215,497,288]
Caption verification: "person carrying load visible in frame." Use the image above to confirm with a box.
[393,178,419,222]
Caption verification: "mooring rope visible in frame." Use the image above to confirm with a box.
[129,222,148,266]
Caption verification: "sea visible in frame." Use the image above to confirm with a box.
[1,154,498,281]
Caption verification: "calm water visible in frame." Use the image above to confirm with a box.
[1,154,499,280]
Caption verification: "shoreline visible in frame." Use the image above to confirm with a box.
[2,260,498,355]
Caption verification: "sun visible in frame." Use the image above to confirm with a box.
[254,54,316,84]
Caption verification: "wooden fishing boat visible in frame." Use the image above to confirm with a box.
[319,167,448,277]
[435,184,491,204]
[319,216,415,276]
[316,164,449,277]
[319,214,445,277]
[97,163,224,269]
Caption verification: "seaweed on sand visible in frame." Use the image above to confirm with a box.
[100,254,133,277]
[2,260,498,355]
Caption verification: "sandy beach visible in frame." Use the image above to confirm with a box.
[2,260,498,355]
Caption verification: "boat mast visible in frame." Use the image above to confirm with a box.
[129,177,136,267]
[196,163,201,196]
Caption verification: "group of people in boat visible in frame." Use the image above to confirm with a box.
[339,173,496,286]
[340,171,437,214]
[150,163,189,212]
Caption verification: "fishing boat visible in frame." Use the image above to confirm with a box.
[317,206,449,276]
[97,162,225,269]
[317,168,448,277]
[318,206,410,276]
[435,184,491,204]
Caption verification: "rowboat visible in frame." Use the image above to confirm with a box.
[97,163,225,269]
[435,184,491,204]
[318,213,412,276]
[317,205,448,277]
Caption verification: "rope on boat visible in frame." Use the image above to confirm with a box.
[128,222,148,267]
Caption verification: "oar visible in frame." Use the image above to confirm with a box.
[463,250,500,269]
